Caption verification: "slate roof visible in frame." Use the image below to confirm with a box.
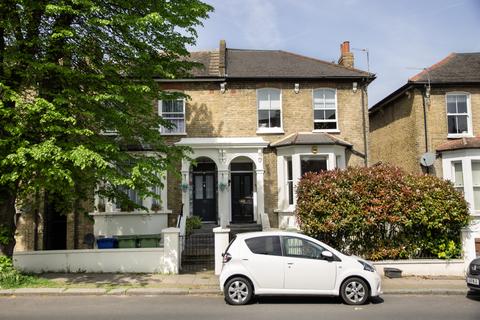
[410,53,480,83]
[371,52,480,113]
[436,136,480,152]
[182,47,373,80]
[225,49,371,79]
[188,50,221,77]
[270,132,353,148]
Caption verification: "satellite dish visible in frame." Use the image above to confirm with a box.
[420,152,435,167]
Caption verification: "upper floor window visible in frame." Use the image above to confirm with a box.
[159,99,185,134]
[313,88,338,131]
[257,88,282,132]
[446,93,471,137]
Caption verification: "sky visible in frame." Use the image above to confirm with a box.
[190,0,480,107]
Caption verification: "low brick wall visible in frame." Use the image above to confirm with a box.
[373,259,466,277]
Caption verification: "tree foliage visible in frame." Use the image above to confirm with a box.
[0,0,213,255]
[296,164,470,260]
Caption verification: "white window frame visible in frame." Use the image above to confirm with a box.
[445,92,473,138]
[472,161,480,211]
[312,88,339,133]
[256,88,284,134]
[158,98,186,135]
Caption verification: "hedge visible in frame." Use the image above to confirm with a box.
[296,164,470,260]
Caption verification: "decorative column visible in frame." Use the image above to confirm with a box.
[217,169,229,228]
[255,169,265,224]
[180,159,190,235]
[291,153,302,206]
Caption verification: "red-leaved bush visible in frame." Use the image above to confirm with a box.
[296,164,469,260]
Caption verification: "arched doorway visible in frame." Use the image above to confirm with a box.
[230,157,255,223]
[191,157,217,223]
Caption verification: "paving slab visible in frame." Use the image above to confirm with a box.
[126,288,189,295]
[14,288,65,295]
[63,288,107,295]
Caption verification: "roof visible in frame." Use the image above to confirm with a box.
[436,136,480,152]
[178,41,374,81]
[371,52,480,113]
[270,132,352,148]
[188,50,221,77]
[410,53,480,83]
[225,49,371,79]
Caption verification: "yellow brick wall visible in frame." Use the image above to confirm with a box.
[370,85,480,177]
[162,80,368,226]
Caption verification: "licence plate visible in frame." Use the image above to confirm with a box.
[467,277,479,285]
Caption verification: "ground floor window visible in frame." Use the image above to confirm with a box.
[476,238,480,257]
[301,156,328,175]
[452,161,464,194]
[472,161,480,211]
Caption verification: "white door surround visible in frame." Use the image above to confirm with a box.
[176,137,269,228]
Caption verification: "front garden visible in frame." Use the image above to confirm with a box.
[296,164,470,260]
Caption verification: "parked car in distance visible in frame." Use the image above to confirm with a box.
[466,258,480,292]
[220,231,382,305]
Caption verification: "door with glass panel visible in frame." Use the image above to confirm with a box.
[193,172,216,222]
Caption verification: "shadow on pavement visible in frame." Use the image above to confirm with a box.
[466,290,480,301]
[254,295,384,305]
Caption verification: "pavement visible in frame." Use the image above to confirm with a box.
[0,271,471,296]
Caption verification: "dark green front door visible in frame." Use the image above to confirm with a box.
[193,172,216,222]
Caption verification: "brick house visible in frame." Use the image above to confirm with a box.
[15,40,374,251]
[369,52,480,262]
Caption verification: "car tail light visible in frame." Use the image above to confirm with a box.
[222,252,232,263]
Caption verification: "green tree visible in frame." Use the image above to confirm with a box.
[0,0,213,256]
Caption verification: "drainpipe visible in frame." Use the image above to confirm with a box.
[421,85,430,174]
[361,82,369,166]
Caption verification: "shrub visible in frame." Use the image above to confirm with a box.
[296,164,470,260]
[185,216,202,236]
[0,256,47,288]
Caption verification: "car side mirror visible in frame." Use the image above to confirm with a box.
[321,250,334,261]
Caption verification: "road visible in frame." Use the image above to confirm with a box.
[0,294,478,320]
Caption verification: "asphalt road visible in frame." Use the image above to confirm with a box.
[0,294,479,320]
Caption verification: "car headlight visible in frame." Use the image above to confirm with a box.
[358,260,375,272]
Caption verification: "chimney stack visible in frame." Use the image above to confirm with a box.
[338,41,354,69]
[219,40,226,76]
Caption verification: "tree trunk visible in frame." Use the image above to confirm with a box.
[0,187,17,257]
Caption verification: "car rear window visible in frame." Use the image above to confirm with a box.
[245,236,282,256]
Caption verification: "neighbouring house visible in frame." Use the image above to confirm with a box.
[369,52,480,262]
[14,40,374,252]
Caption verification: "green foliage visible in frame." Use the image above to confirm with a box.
[296,164,470,260]
[0,226,10,246]
[185,216,202,236]
[0,256,52,289]
[0,0,213,253]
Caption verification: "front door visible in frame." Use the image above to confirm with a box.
[193,172,216,222]
[231,172,254,223]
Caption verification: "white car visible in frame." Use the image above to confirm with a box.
[220,231,382,305]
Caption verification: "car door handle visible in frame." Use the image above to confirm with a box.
[242,259,249,261]
[287,262,294,265]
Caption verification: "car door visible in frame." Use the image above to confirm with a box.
[241,236,285,290]
[282,236,337,291]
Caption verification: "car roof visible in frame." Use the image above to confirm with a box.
[233,230,309,240]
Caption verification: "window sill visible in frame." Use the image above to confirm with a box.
[312,129,340,134]
[160,132,187,136]
[447,133,474,139]
[256,128,284,135]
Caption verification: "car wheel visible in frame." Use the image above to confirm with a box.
[340,277,369,305]
[224,277,253,305]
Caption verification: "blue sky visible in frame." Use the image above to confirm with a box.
[191,0,480,106]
